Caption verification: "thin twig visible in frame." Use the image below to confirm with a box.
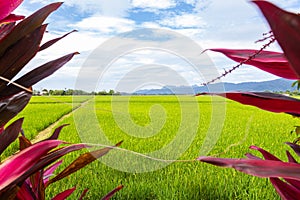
[255,34,274,43]
[85,143,196,163]
[202,37,276,86]
[0,76,32,93]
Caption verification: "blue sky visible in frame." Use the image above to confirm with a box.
[16,0,300,92]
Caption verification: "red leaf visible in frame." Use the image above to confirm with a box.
[245,153,262,160]
[286,151,298,164]
[198,156,300,180]
[43,124,69,141]
[286,142,300,157]
[0,14,24,24]
[0,24,47,92]
[0,140,63,192]
[198,92,300,116]
[3,144,86,197]
[3,52,79,96]
[0,186,19,199]
[51,187,76,200]
[47,141,122,186]
[24,144,87,189]
[101,185,124,200]
[0,91,31,127]
[251,145,300,190]
[16,183,35,200]
[0,22,15,40]
[19,135,33,151]
[209,48,298,79]
[252,0,300,78]
[0,0,23,21]
[43,160,63,185]
[0,2,62,57]
[250,145,281,161]
[39,30,78,51]
[28,169,45,200]
[270,178,300,200]
[0,118,23,155]
[79,189,89,200]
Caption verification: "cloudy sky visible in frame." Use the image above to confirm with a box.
[16,0,300,92]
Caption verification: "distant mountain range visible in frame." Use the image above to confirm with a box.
[133,79,297,95]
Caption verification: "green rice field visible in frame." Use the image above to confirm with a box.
[9,95,300,199]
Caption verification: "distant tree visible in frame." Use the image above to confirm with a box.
[33,90,41,96]
[72,90,89,95]
[42,89,49,96]
[292,80,300,91]
[97,90,108,95]
[50,90,64,95]
[49,89,54,95]
[65,89,74,95]
[36,88,122,96]
[108,89,115,95]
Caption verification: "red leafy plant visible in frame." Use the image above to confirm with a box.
[0,1,122,199]
[197,1,300,199]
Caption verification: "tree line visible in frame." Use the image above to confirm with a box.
[33,89,121,96]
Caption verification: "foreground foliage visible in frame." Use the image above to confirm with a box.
[23,95,296,199]
[0,1,121,199]
[198,1,300,199]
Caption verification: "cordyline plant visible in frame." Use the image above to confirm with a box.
[0,1,122,199]
[197,1,300,199]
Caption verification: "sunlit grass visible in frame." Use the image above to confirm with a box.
[1,96,90,159]
[9,95,299,199]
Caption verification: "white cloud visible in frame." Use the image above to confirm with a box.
[18,0,300,90]
[268,0,300,10]
[160,13,206,28]
[29,0,131,17]
[174,28,204,40]
[97,50,203,92]
[71,16,136,34]
[131,0,176,9]
[65,0,131,17]
[14,4,33,16]
[181,0,197,6]
[140,22,162,29]
[219,66,281,84]
[72,30,221,92]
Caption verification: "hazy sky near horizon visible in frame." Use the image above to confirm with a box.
[16,0,300,92]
